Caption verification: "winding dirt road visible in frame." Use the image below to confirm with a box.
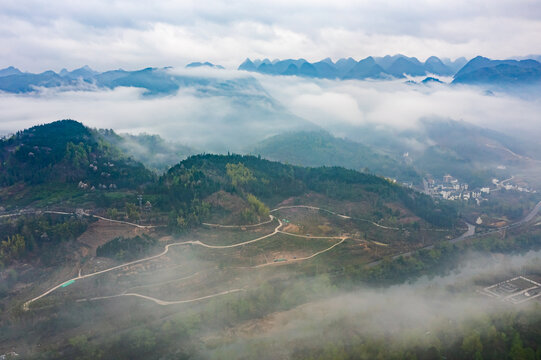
[77,288,245,306]
[24,200,540,309]
[23,210,349,308]
[23,216,284,309]
[202,216,274,228]
[0,209,159,229]
[271,205,400,230]
[254,236,347,268]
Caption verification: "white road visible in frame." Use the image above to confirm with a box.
[254,236,347,268]
[271,205,400,230]
[202,216,273,228]
[77,288,245,306]
[0,209,159,229]
[366,200,541,267]
[24,200,540,309]
[23,217,283,309]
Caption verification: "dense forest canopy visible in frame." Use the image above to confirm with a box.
[0,120,154,188]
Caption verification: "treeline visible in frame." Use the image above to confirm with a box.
[31,275,337,360]
[0,214,90,268]
[96,235,158,261]
[29,267,541,360]
[291,310,541,360]
[241,193,270,223]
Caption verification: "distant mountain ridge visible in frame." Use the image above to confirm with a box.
[0,65,233,95]
[239,55,467,79]
[1,54,539,95]
[185,62,224,69]
[452,56,541,86]
[238,55,541,87]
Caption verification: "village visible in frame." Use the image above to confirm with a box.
[423,174,536,204]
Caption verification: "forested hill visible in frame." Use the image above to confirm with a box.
[251,130,420,183]
[0,120,458,229]
[156,154,458,228]
[0,120,154,188]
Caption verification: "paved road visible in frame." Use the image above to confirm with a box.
[516,200,541,224]
[449,223,476,244]
[366,200,541,268]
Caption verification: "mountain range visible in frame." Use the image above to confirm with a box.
[239,55,541,87]
[239,55,467,79]
[0,65,236,95]
[1,55,540,96]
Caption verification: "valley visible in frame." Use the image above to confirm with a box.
[3,1,541,358]
[1,118,540,359]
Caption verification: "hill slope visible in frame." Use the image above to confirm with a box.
[156,154,458,228]
[251,131,419,182]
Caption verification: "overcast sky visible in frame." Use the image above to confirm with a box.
[2,0,541,71]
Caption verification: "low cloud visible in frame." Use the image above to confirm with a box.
[257,74,541,138]
[0,71,540,152]
[0,73,313,152]
[202,250,541,359]
[2,0,541,71]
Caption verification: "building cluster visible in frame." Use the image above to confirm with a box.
[492,178,536,193]
[77,181,117,190]
[425,173,537,204]
[425,174,486,204]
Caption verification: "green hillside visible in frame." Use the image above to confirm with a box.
[251,131,420,183]
[155,154,458,229]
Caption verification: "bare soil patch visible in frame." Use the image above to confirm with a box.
[77,219,148,255]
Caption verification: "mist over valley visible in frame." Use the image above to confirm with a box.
[2,1,541,359]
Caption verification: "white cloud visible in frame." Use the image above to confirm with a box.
[1,0,541,71]
[0,75,314,152]
[257,74,541,137]
[203,249,541,358]
[0,71,540,152]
